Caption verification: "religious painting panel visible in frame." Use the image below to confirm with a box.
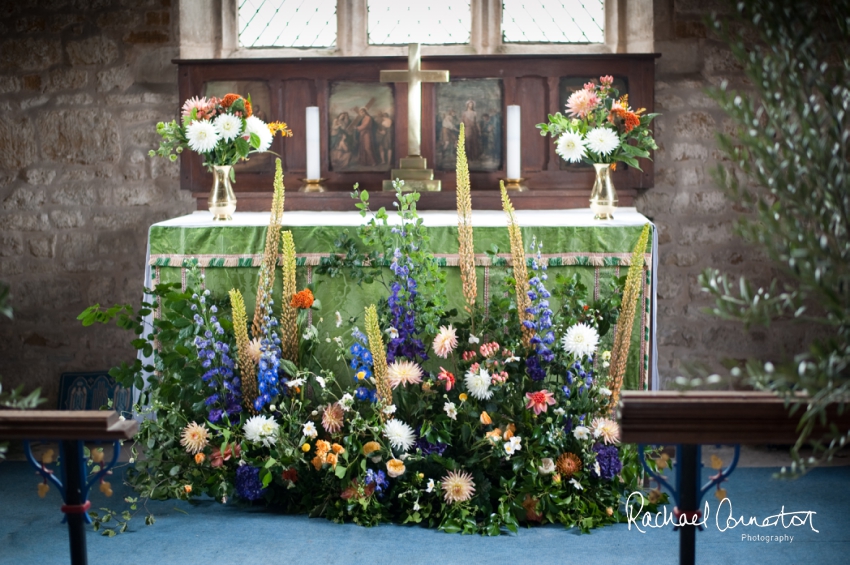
[435,79,503,172]
[557,76,629,170]
[204,80,273,172]
[328,81,394,172]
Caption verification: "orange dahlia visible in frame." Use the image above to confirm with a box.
[556,452,582,478]
[220,93,241,108]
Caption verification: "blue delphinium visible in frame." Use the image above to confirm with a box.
[349,327,377,402]
[235,465,266,501]
[193,291,241,423]
[524,238,555,381]
[254,297,282,411]
[591,444,622,480]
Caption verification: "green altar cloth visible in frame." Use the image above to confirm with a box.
[145,209,657,390]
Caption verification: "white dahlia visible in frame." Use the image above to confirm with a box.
[387,360,424,389]
[244,115,273,152]
[383,419,416,452]
[180,421,209,454]
[561,322,600,359]
[243,415,279,448]
[585,127,620,156]
[464,366,493,400]
[556,131,587,163]
[213,113,243,142]
[186,119,219,153]
[441,470,475,504]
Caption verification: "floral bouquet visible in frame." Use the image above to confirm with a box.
[537,76,658,170]
[81,130,664,536]
[150,93,292,172]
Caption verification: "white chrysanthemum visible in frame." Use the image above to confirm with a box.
[243,415,279,447]
[561,322,600,358]
[244,115,273,152]
[572,425,591,441]
[464,366,493,400]
[383,419,416,452]
[556,131,587,163]
[186,119,219,153]
[387,360,423,388]
[302,421,317,438]
[213,112,243,142]
[585,127,620,156]
[444,401,457,420]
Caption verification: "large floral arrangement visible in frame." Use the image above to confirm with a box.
[150,93,292,171]
[537,75,658,170]
[83,129,661,534]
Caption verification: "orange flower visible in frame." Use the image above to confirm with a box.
[485,428,502,442]
[362,441,381,455]
[184,484,193,494]
[331,443,345,454]
[556,452,582,478]
[311,455,325,470]
[220,93,241,108]
[503,423,516,440]
[479,411,492,425]
[315,439,331,457]
[243,98,253,117]
[290,289,314,309]
[194,452,206,465]
[609,107,640,133]
[325,452,338,468]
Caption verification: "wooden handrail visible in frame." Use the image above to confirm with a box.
[618,391,850,445]
[0,410,138,441]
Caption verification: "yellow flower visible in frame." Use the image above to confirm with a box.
[715,488,728,501]
[37,483,49,498]
[301,443,311,452]
[606,507,614,516]
[387,458,406,478]
[194,452,206,465]
[362,441,381,455]
[90,449,104,464]
[479,411,492,425]
[356,370,367,381]
[459,393,468,402]
[99,481,113,497]
[552,473,562,484]
[710,455,723,470]
[41,449,54,465]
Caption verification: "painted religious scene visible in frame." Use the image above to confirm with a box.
[328,81,395,172]
[435,79,503,171]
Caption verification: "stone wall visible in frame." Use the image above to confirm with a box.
[0,0,194,406]
[641,0,810,387]
[0,0,800,405]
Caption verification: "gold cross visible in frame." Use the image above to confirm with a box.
[380,43,449,157]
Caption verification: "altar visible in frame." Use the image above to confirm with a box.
[145,208,658,390]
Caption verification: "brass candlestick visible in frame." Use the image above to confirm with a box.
[299,178,327,192]
[502,178,528,192]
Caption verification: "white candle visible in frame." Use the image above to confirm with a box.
[506,105,521,179]
[306,106,320,180]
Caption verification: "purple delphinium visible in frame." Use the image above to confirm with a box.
[591,444,622,480]
[524,238,555,381]
[385,250,427,363]
[414,429,448,456]
[235,465,266,501]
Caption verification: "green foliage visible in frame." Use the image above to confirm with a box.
[701,0,850,475]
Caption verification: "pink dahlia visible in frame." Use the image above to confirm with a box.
[525,390,557,415]
[181,96,216,121]
[566,89,600,119]
[432,325,458,358]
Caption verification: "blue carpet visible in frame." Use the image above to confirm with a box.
[1,461,848,565]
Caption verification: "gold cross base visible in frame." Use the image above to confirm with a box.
[382,156,441,192]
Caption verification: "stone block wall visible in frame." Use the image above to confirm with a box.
[642,0,811,387]
[0,0,194,406]
[0,0,804,404]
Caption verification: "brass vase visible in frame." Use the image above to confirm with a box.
[589,163,618,220]
[209,165,237,221]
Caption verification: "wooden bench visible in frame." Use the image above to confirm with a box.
[620,391,850,565]
[0,410,138,565]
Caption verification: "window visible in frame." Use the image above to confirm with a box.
[367,0,471,45]
[502,0,604,44]
[238,0,337,48]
